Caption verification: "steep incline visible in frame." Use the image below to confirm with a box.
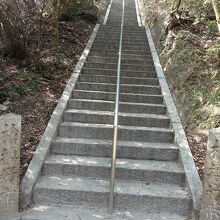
[21,0,201,219]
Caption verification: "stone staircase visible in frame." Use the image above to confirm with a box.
[20,0,201,219]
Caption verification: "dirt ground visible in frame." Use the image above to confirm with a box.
[0,19,94,179]
[186,130,208,180]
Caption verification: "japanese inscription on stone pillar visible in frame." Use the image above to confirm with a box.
[0,114,21,220]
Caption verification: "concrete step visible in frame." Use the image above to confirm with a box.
[84,62,155,72]
[64,109,170,128]
[93,39,148,45]
[75,82,161,95]
[97,32,146,36]
[51,138,178,161]
[82,68,156,78]
[99,26,145,31]
[95,35,147,40]
[92,44,149,51]
[97,31,146,36]
[72,90,164,104]
[78,74,158,85]
[43,155,185,184]
[93,40,149,46]
[95,37,147,43]
[90,48,151,56]
[98,30,145,35]
[58,122,174,142]
[96,35,146,40]
[89,52,152,60]
[97,31,146,37]
[33,176,191,215]
[21,204,189,220]
[68,99,167,115]
[87,56,153,65]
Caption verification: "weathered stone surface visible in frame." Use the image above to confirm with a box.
[0,114,21,220]
[200,127,220,220]
[0,104,8,111]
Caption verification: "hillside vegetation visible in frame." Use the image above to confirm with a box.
[139,0,220,179]
[0,0,108,178]
[139,0,220,130]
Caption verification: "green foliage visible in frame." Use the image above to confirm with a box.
[8,71,39,97]
[60,0,97,21]
[61,0,81,20]
[0,71,39,101]
[0,75,7,103]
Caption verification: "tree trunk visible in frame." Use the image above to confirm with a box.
[212,0,220,33]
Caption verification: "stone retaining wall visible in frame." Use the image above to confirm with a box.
[200,127,220,220]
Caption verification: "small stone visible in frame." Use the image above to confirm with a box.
[0,104,8,111]
[3,100,12,106]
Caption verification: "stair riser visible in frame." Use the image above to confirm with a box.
[84,63,155,72]
[94,38,147,44]
[82,68,157,78]
[42,163,184,185]
[68,100,166,115]
[87,57,153,65]
[92,44,150,51]
[33,189,191,216]
[93,41,149,47]
[97,33,146,37]
[91,46,150,55]
[97,32,146,37]
[51,142,178,161]
[93,39,149,44]
[78,75,158,85]
[90,49,151,56]
[99,28,145,32]
[99,27,145,31]
[72,91,164,104]
[64,112,170,128]
[59,125,174,142]
[89,52,152,60]
[75,83,161,95]
[95,36,147,41]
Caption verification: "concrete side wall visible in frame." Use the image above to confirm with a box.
[144,8,202,220]
[19,24,100,209]
[200,128,220,220]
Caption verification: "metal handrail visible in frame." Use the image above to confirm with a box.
[108,0,125,214]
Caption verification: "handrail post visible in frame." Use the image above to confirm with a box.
[108,0,125,214]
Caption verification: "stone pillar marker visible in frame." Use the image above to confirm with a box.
[200,127,220,220]
[0,114,21,220]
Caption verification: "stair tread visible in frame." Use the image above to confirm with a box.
[65,109,168,119]
[54,137,177,149]
[88,55,152,60]
[45,155,184,173]
[80,74,157,81]
[73,89,163,97]
[35,175,190,199]
[69,98,166,107]
[82,67,155,73]
[76,81,160,88]
[85,61,154,67]
[60,121,173,132]
[21,204,189,220]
